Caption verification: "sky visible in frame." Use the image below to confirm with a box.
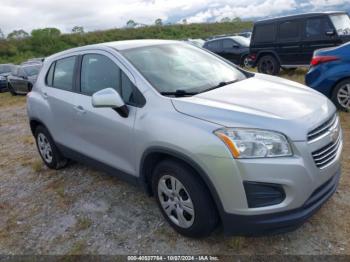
[0,0,350,35]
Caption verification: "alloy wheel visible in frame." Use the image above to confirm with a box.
[337,84,350,109]
[157,175,195,228]
[37,133,53,163]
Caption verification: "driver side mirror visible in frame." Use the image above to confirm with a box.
[92,88,129,118]
[20,75,28,80]
[232,44,240,48]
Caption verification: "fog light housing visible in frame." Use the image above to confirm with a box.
[243,181,286,208]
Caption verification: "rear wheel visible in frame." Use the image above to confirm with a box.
[152,159,218,238]
[332,79,350,111]
[240,55,249,68]
[34,126,68,169]
[257,55,280,75]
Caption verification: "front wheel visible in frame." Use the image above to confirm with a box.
[152,160,219,238]
[332,79,350,111]
[257,55,280,75]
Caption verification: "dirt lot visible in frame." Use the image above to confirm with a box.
[0,88,349,255]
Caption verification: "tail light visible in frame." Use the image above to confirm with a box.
[311,55,339,67]
[248,54,257,61]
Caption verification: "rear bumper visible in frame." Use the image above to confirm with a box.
[221,168,340,236]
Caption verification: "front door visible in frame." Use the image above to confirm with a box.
[71,52,140,175]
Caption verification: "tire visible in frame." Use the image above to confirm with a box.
[240,55,249,68]
[152,159,219,238]
[34,125,68,169]
[257,55,280,75]
[7,83,17,96]
[331,79,350,111]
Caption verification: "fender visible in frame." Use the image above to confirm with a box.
[139,146,226,221]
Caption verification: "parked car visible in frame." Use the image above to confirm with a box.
[204,36,250,66]
[21,57,44,66]
[0,64,16,92]
[183,38,205,47]
[27,40,343,238]
[305,42,350,111]
[249,11,350,75]
[236,32,252,39]
[7,64,42,95]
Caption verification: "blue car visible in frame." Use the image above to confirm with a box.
[305,42,350,111]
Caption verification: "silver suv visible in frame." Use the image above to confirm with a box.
[27,40,343,238]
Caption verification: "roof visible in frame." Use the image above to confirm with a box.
[205,35,248,42]
[45,39,180,61]
[255,11,347,24]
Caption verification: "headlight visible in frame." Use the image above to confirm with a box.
[214,128,292,158]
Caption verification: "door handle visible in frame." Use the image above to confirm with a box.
[42,92,48,99]
[74,105,86,114]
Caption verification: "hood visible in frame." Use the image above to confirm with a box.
[171,74,336,141]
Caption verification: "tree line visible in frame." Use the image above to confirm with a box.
[0,19,252,64]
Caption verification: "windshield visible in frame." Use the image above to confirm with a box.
[330,14,350,36]
[232,36,250,47]
[0,65,14,74]
[121,43,246,94]
[23,65,41,76]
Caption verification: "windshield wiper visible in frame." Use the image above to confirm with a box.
[160,90,198,97]
[199,80,239,94]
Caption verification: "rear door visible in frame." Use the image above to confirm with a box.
[277,19,302,65]
[42,55,80,147]
[300,16,338,64]
[16,68,29,93]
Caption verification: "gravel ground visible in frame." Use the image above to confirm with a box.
[0,93,349,255]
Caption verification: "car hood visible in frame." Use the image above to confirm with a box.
[171,73,336,141]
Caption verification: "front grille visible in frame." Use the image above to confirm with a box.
[312,134,341,168]
[307,114,338,141]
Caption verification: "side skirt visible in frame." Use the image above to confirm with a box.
[57,143,142,188]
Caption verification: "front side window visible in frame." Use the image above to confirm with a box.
[121,43,246,94]
[305,18,333,39]
[207,41,220,50]
[330,14,350,36]
[81,54,144,106]
[279,21,299,40]
[81,54,120,95]
[53,56,76,91]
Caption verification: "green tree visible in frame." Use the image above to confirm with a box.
[0,29,5,39]
[126,20,137,28]
[7,29,29,40]
[30,28,66,56]
[220,17,231,23]
[155,18,163,26]
[232,17,242,23]
[72,26,84,34]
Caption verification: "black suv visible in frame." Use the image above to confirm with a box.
[203,36,250,67]
[249,11,350,75]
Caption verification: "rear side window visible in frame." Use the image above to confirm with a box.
[52,56,76,91]
[46,63,55,86]
[253,24,275,43]
[223,39,234,49]
[305,18,333,39]
[279,21,300,41]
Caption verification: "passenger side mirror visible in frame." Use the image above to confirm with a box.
[20,75,28,80]
[232,44,240,48]
[326,30,335,36]
[92,88,129,118]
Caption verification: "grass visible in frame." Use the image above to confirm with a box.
[68,240,87,255]
[0,92,26,108]
[76,217,93,231]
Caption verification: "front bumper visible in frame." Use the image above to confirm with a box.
[221,167,340,235]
